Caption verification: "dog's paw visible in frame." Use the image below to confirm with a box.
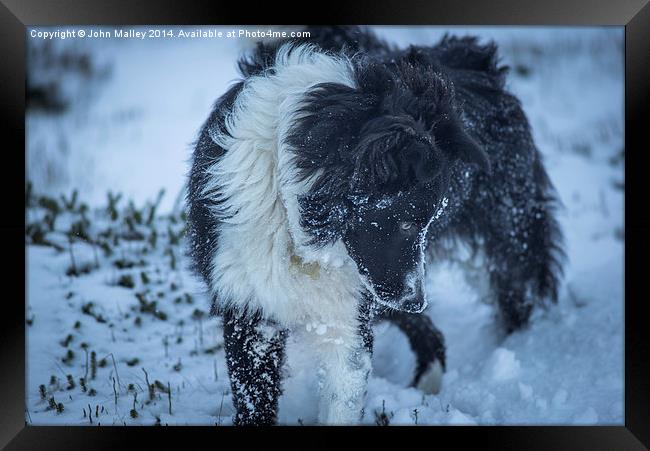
[415,360,444,394]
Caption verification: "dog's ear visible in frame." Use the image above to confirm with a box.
[436,121,491,174]
[395,140,442,186]
[454,130,491,174]
[287,82,378,177]
[353,119,443,192]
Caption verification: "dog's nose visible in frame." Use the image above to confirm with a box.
[400,295,427,313]
[399,281,427,313]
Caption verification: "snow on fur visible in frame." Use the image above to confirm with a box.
[26,26,623,425]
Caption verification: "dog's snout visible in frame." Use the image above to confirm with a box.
[399,277,427,313]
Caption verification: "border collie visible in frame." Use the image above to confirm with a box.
[186,26,564,425]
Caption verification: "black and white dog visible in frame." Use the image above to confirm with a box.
[186,26,563,425]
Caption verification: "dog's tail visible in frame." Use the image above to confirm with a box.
[377,310,446,394]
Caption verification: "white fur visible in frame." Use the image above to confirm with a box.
[299,326,371,424]
[202,44,368,423]
[203,43,361,328]
[415,360,444,395]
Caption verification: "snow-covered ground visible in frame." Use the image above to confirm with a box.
[25,26,624,425]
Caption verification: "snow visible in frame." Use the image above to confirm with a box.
[26,26,623,425]
[484,348,521,383]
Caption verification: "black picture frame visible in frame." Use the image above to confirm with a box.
[2,0,648,448]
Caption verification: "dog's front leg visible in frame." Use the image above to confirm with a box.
[222,309,288,425]
[314,318,373,425]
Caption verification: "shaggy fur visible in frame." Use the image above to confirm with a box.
[186,26,564,425]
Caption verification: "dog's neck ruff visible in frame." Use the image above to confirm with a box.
[202,44,363,328]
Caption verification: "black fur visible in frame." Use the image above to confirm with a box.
[187,80,244,292]
[222,310,287,425]
[381,310,446,386]
[186,26,564,424]
[283,28,564,327]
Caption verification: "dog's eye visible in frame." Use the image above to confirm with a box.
[399,221,416,232]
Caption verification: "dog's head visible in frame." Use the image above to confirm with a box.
[287,50,489,312]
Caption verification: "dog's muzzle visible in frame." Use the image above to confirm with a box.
[396,277,427,313]
[373,273,427,314]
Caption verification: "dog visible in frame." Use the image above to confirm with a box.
[186,26,564,425]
